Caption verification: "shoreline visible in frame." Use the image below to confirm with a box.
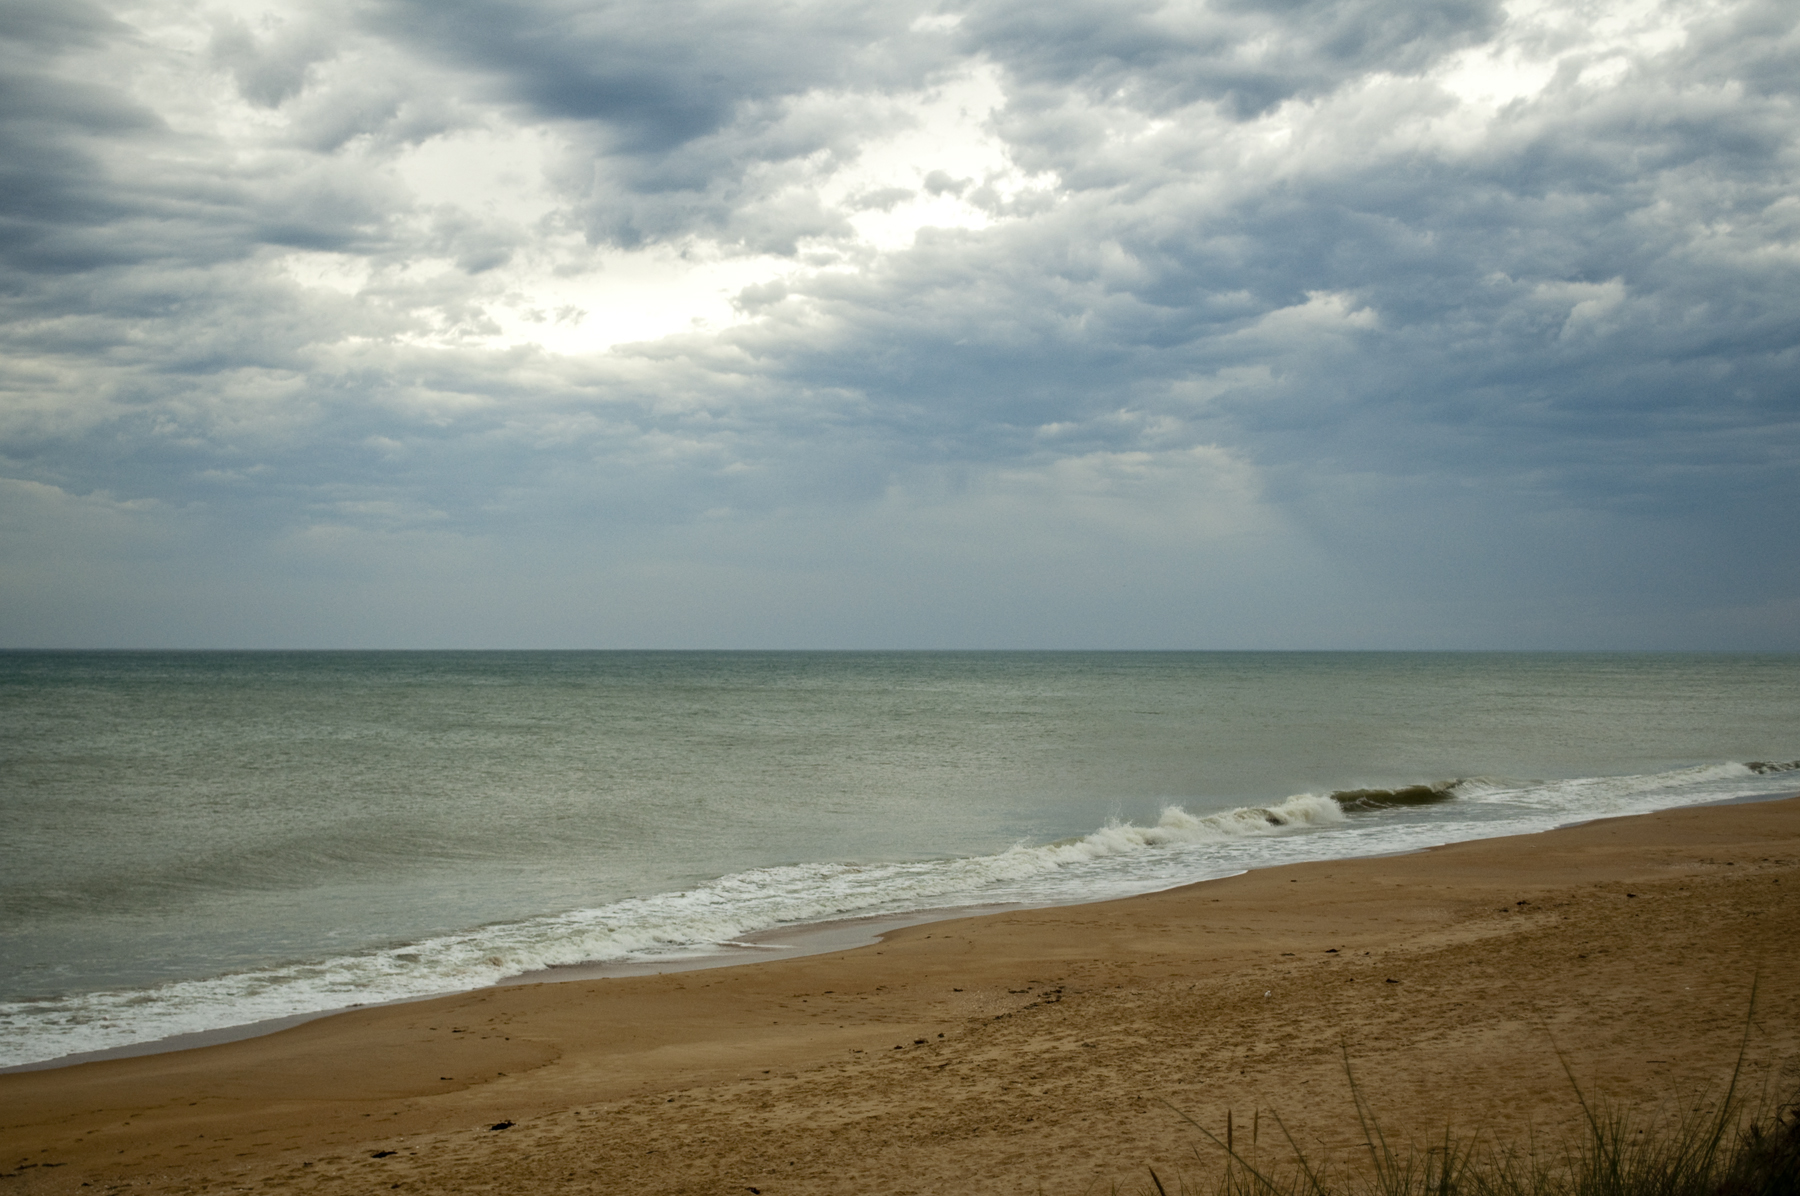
[6,786,1795,1078]
[2,794,1796,1194]
[0,905,1037,1077]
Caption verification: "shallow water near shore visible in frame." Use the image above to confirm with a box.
[2,650,1797,1068]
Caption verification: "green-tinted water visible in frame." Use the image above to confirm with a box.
[2,651,1796,1066]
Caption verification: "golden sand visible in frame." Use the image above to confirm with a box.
[4,796,1797,1195]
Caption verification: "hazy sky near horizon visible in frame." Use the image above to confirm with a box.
[1,0,1796,648]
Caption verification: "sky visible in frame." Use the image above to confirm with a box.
[0,0,1796,649]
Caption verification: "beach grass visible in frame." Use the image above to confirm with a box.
[1140,997,1798,1196]
[1139,1077,1798,1196]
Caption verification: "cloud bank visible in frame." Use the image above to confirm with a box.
[1,0,1795,647]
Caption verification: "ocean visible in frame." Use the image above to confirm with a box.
[2,650,1796,1070]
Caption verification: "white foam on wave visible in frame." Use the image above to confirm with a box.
[1451,761,1758,812]
[0,794,1342,1067]
[2,764,1787,1069]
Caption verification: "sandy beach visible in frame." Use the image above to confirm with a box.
[4,796,1796,1195]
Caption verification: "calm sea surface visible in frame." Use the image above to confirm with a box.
[2,651,1796,1067]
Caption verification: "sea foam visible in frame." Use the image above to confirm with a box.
[0,793,1341,1067]
[1,762,1789,1070]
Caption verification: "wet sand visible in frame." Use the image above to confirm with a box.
[3,796,1797,1195]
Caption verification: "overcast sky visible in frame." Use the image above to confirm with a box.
[1,0,1795,648]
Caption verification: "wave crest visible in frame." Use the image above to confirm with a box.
[0,792,1344,1068]
[1330,782,1460,811]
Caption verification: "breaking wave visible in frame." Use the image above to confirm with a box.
[1330,782,1461,811]
[0,793,1343,1068]
[4,759,1792,1070]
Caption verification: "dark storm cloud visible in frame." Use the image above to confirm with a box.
[0,58,163,273]
[363,0,942,146]
[209,13,338,109]
[0,11,406,288]
[363,0,955,249]
[0,0,129,52]
[961,0,1501,119]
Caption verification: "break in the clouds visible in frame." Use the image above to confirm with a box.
[0,0,1795,647]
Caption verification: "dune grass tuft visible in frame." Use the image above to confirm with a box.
[1136,984,1796,1196]
[1139,1075,1797,1196]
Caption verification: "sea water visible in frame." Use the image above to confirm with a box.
[2,651,1796,1069]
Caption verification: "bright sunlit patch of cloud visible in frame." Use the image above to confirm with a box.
[1537,277,1629,340]
[1433,0,1571,114]
[1436,38,1558,111]
[390,124,562,224]
[1257,290,1379,333]
[1576,55,1632,88]
[112,0,345,141]
[1589,0,1695,54]
[265,115,800,351]
[479,247,797,353]
[1410,0,1708,153]
[279,250,371,293]
[908,12,963,33]
[278,64,1061,354]
[1438,0,1699,106]
[280,225,795,357]
[819,65,1058,251]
